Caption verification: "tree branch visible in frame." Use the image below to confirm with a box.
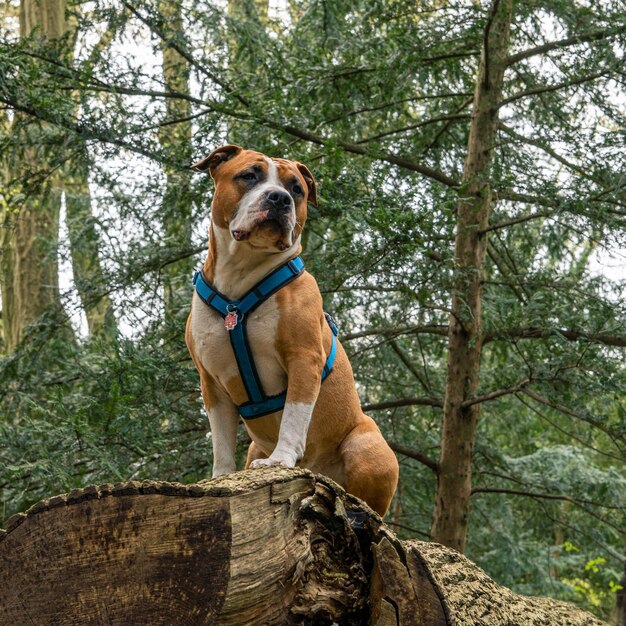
[342,323,626,349]
[275,123,459,187]
[0,96,182,169]
[356,113,470,145]
[342,324,448,342]
[506,27,624,66]
[495,189,626,217]
[471,487,624,510]
[498,122,589,177]
[519,389,626,454]
[499,69,612,108]
[486,326,626,348]
[388,441,439,473]
[121,0,251,108]
[361,397,443,411]
[480,209,552,234]
[494,190,559,207]
[515,393,624,462]
[389,339,432,394]
[462,379,531,408]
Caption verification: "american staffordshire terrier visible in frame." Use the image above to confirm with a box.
[186,145,398,515]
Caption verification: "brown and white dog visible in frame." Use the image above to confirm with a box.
[186,145,398,516]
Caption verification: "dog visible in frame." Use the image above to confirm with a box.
[186,145,398,516]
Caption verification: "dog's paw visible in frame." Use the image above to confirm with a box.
[249,457,292,469]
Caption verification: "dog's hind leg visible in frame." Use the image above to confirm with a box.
[339,417,399,517]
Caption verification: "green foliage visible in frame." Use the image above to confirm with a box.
[1,0,625,619]
[560,547,624,617]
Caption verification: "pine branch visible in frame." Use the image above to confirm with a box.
[361,397,443,411]
[274,123,459,187]
[118,2,460,187]
[498,122,589,178]
[355,112,470,145]
[326,92,473,124]
[500,69,613,108]
[480,210,552,234]
[520,389,626,451]
[496,189,626,217]
[342,322,626,349]
[462,379,531,408]
[486,327,626,348]
[515,394,624,462]
[506,27,624,66]
[389,339,432,395]
[121,0,251,108]
[342,325,448,341]
[471,487,624,511]
[388,441,439,473]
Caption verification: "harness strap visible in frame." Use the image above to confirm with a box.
[193,256,338,419]
[193,256,305,317]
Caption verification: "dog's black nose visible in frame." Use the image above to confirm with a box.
[265,190,292,212]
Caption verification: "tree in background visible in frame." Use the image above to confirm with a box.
[0,0,624,620]
[63,8,118,339]
[155,0,193,317]
[0,0,71,350]
[432,0,512,552]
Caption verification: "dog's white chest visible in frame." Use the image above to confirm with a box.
[190,292,286,398]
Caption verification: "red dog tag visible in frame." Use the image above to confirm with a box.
[224,311,238,331]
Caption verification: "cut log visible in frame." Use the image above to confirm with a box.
[0,468,607,625]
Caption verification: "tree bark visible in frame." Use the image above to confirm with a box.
[431,0,512,553]
[0,0,70,351]
[158,0,193,318]
[0,468,607,626]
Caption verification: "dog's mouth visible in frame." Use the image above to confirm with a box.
[231,216,292,250]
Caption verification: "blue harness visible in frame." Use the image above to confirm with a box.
[193,256,338,419]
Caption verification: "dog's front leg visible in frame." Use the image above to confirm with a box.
[200,376,240,477]
[208,397,240,477]
[250,350,323,468]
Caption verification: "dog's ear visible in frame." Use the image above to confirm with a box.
[191,145,243,177]
[296,162,317,206]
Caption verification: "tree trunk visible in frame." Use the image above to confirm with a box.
[0,468,607,626]
[0,0,70,351]
[64,158,117,338]
[431,0,512,553]
[611,549,626,626]
[158,0,193,319]
[0,145,66,351]
[61,9,118,340]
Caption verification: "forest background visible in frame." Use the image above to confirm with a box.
[0,0,625,621]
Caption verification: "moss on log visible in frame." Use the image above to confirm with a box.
[0,468,606,626]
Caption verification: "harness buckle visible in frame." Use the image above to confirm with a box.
[325,312,339,336]
[288,259,300,275]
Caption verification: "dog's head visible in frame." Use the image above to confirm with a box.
[193,145,317,252]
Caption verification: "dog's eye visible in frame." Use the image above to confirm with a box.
[292,183,303,196]
[239,172,257,181]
